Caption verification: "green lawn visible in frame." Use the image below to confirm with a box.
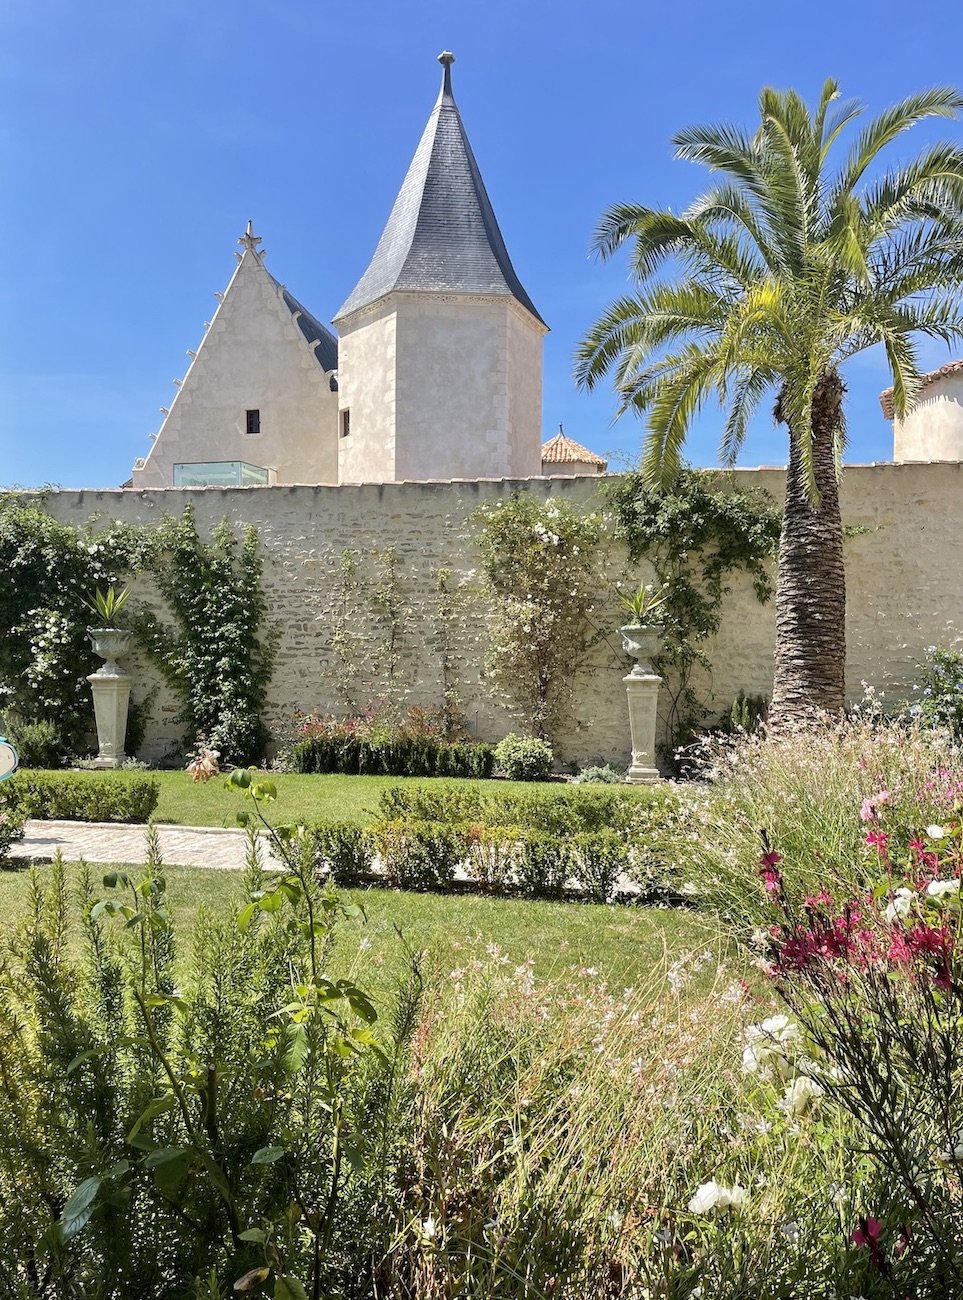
[22,769,655,828]
[0,859,721,993]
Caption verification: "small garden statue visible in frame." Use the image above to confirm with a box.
[618,581,667,784]
[85,586,134,769]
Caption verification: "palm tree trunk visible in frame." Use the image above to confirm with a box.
[769,373,847,725]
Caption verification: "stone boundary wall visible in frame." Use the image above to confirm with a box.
[35,462,963,767]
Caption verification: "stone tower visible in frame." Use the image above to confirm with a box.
[131,225,340,488]
[333,52,547,484]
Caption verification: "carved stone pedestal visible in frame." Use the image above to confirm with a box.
[624,669,663,784]
[87,627,133,769]
[86,669,131,769]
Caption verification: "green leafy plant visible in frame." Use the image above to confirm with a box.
[5,718,65,769]
[378,819,465,892]
[573,764,623,785]
[291,729,495,779]
[0,786,25,863]
[135,507,278,765]
[494,733,554,782]
[514,830,570,898]
[8,770,159,822]
[82,584,131,627]
[0,774,419,1298]
[373,818,465,892]
[570,829,625,903]
[0,493,148,752]
[475,495,606,741]
[617,580,668,624]
[463,823,521,890]
[606,471,779,762]
[307,820,375,886]
[911,644,963,736]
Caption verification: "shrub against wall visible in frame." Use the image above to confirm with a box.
[475,495,606,742]
[0,494,147,754]
[606,471,780,756]
[135,507,277,765]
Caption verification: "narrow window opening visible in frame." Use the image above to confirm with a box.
[340,409,351,438]
[245,409,261,436]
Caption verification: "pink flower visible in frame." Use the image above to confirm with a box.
[864,829,890,854]
[860,791,892,822]
[803,889,834,909]
[758,848,783,896]
[852,1216,884,1269]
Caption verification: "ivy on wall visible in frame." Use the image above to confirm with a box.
[0,493,149,755]
[605,470,781,756]
[475,495,606,742]
[135,506,278,765]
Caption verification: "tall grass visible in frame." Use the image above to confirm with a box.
[375,944,871,1298]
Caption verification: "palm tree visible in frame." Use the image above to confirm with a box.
[576,82,963,724]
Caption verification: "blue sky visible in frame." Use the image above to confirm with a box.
[2,0,962,489]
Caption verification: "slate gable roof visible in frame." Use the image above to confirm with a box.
[335,56,544,327]
[271,275,339,375]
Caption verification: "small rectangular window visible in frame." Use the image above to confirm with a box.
[340,408,351,438]
[245,409,261,436]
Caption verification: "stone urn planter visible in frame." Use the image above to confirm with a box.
[619,623,664,784]
[620,623,663,675]
[87,627,134,675]
[86,626,134,768]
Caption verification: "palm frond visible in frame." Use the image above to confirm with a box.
[831,87,963,205]
[719,368,774,466]
[638,346,725,489]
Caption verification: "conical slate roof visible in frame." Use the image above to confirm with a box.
[335,53,545,327]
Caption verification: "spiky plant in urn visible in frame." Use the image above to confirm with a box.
[84,586,134,768]
[618,582,668,783]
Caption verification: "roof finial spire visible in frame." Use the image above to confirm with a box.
[437,50,455,99]
[238,220,264,255]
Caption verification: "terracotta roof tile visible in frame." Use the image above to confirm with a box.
[540,430,607,468]
[880,359,963,420]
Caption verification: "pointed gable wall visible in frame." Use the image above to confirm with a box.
[131,245,339,488]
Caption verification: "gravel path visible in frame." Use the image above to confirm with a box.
[12,820,283,869]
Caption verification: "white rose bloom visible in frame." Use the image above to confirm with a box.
[884,887,915,923]
[688,1180,748,1214]
[779,1074,825,1116]
[926,878,961,901]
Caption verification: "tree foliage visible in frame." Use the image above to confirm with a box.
[577,80,963,721]
[475,495,605,742]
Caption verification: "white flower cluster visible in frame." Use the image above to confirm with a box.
[688,1179,748,1214]
[741,1015,801,1080]
[742,1015,825,1116]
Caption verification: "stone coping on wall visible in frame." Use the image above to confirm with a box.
[21,458,963,503]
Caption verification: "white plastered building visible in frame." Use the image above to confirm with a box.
[131,53,549,489]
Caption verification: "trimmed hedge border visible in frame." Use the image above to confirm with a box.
[290,735,496,779]
[8,771,160,823]
[305,787,687,905]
